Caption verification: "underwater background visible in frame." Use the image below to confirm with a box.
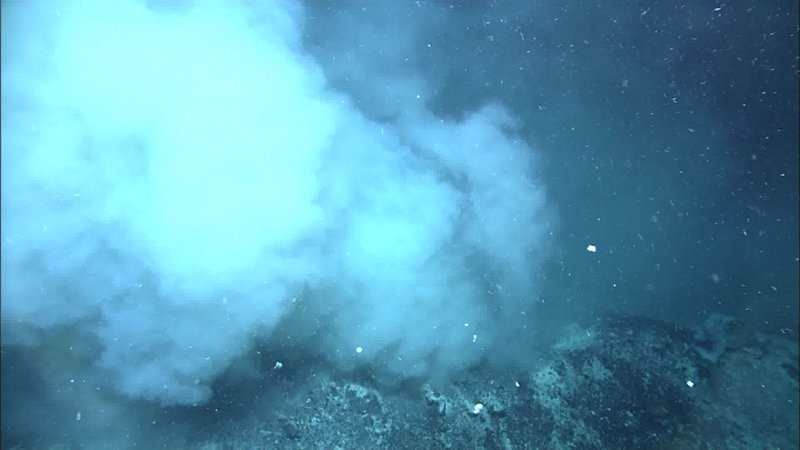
[2,0,797,448]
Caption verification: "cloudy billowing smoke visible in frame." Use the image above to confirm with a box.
[1,0,551,406]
